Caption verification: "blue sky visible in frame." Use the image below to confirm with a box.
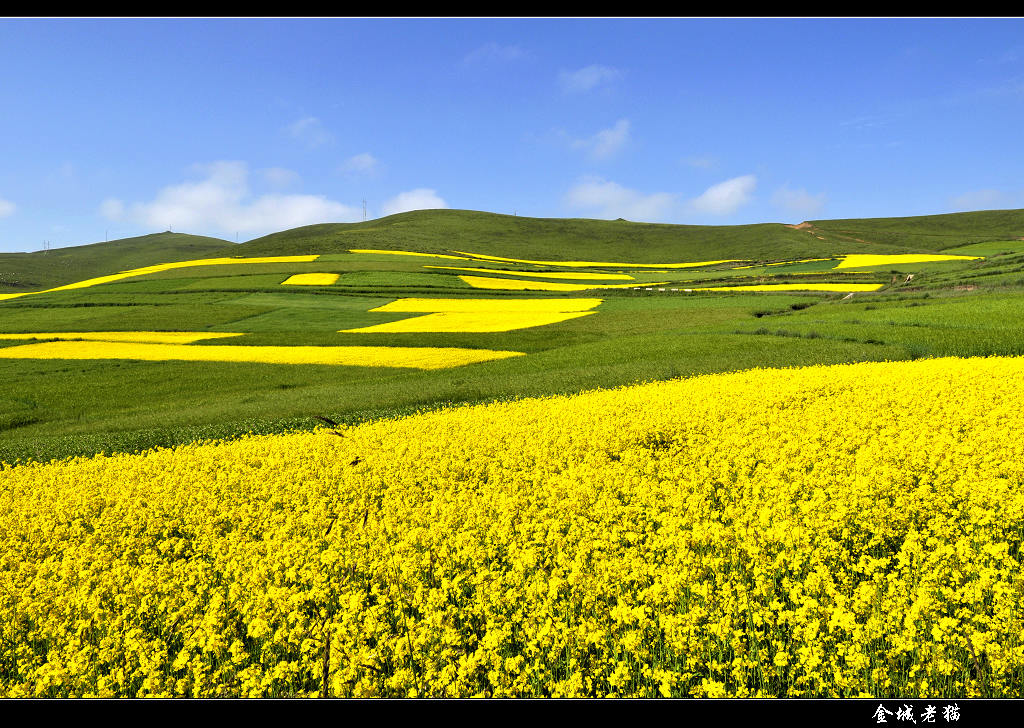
[0,17,1022,252]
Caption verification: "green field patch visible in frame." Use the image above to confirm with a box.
[942,239,1024,257]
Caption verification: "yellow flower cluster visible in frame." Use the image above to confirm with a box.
[341,298,602,333]
[3,356,1023,698]
[0,341,522,368]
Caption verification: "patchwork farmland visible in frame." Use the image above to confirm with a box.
[2,208,1024,697]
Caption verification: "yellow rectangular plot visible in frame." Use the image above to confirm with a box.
[453,251,744,268]
[370,298,604,313]
[459,275,663,291]
[341,311,597,333]
[349,249,471,260]
[835,254,981,269]
[0,331,243,344]
[0,340,523,369]
[692,283,885,292]
[423,266,634,280]
[281,273,340,286]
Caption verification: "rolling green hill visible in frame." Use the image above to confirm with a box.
[808,208,1024,250]
[0,232,233,292]
[229,208,1024,261]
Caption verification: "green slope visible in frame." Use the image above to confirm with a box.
[226,209,846,262]
[229,208,1024,262]
[0,232,234,293]
[808,208,1024,250]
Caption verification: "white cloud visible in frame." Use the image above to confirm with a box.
[559,64,622,93]
[772,185,826,217]
[340,152,379,175]
[260,167,301,189]
[464,42,528,65]
[564,176,675,221]
[100,161,360,235]
[287,116,334,148]
[0,197,15,218]
[688,175,757,216]
[948,188,1022,211]
[571,119,630,161]
[379,188,448,217]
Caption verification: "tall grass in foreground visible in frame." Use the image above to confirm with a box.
[2,356,1023,697]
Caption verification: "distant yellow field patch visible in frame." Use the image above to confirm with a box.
[281,273,340,286]
[453,251,744,269]
[369,298,604,313]
[341,297,602,333]
[0,331,243,344]
[0,340,522,369]
[424,266,635,280]
[349,249,471,260]
[459,275,664,292]
[691,283,885,292]
[835,254,981,269]
[0,256,322,303]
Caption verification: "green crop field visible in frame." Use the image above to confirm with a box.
[3,208,1024,464]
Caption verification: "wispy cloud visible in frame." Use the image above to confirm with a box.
[570,119,631,161]
[0,197,15,219]
[100,161,360,235]
[287,116,334,148]
[559,64,623,93]
[464,42,528,65]
[260,167,301,189]
[687,175,757,216]
[564,176,675,221]
[948,188,1024,211]
[380,188,448,217]
[772,185,826,217]
[340,152,380,175]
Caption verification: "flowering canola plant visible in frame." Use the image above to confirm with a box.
[2,355,1023,698]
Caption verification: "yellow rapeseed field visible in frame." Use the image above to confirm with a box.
[423,266,636,280]
[690,283,885,293]
[0,331,244,344]
[340,298,602,333]
[0,341,523,369]
[281,273,341,286]
[835,254,981,269]
[459,276,664,292]
[2,356,1023,698]
[453,251,744,268]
